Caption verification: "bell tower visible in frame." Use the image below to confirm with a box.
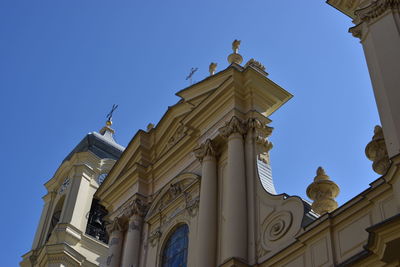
[21,119,124,267]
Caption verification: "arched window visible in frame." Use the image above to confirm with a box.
[46,196,65,242]
[85,198,109,243]
[161,224,189,267]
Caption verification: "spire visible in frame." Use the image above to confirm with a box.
[227,39,243,65]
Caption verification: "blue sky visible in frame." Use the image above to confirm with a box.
[0,1,380,265]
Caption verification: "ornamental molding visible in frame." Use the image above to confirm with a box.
[219,116,247,138]
[355,0,400,23]
[194,139,217,160]
[184,192,200,217]
[165,124,191,150]
[47,255,80,265]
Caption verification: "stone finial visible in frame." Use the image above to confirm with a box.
[365,125,390,175]
[232,39,241,53]
[209,62,217,76]
[306,167,340,215]
[227,39,243,65]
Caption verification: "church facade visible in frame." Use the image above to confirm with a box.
[21,1,400,266]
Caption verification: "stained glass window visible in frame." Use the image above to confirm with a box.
[161,224,189,267]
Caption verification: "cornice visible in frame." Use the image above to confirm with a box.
[95,130,149,197]
[36,242,86,267]
[99,162,147,208]
[355,0,400,23]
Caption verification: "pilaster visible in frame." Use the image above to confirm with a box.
[244,118,273,265]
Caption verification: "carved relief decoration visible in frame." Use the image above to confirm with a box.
[145,174,199,248]
[259,211,293,255]
[165,124,191,151]
[184,192,200,217]
[148,228,162,247]
[146,173,200,220]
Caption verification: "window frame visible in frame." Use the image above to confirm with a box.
[160,223,189,267]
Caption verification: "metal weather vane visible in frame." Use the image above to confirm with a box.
[106,104,118,123]
[186,67,198,85]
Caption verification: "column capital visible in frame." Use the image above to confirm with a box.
[194,139,217,161]
[123,198,148,218]
[219,116,247,138]
[246,118,273,136]
[246,118,274,152]
[106,217,123,234]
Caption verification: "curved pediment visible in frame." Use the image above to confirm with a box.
[146,173,200,220]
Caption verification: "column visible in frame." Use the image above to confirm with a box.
[350,0,400,157]
[219,116,248,262]
[194,139,218,267]
[121,199,146,267]
[106,218,123,267]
